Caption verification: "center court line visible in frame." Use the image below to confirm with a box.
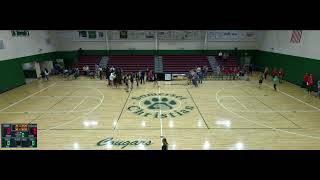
[158,86,163,138]
[216,84,320,140]
[0,83,57,112]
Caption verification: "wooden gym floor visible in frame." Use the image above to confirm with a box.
[1,72,320,150]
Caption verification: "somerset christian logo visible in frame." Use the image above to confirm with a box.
[127,93,195,119]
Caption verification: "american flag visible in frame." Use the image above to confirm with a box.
[290,30,302,43]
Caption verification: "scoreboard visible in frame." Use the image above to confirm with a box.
[1,124,37,148]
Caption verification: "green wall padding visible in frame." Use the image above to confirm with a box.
[0,51,77,93]
[254,50,320,90]
[23,70,37,78]
[0,59,25,93]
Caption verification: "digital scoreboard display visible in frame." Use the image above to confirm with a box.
[1,124,37,148]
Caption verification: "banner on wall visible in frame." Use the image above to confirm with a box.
[88,31,97,39]
[158,30,202,40]
[120,31,128,39]
[11,30,30,37]
[207,30,256,41]
[73,31,105,41]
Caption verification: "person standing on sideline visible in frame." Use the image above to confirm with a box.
[153,73,159,87]
[44,68,49,81]
[162,138,168,150]
[273,75,279,91]
[279,68,284,83]
[303,73,309,89]
[109,72,116,87]
[140,70,145,84]
[130,73,134,89]
[307,74,314,95]
[264,67,269,80]
[317,80,320,98]
[258,73,264,88]
[272,67,278,78]
[123,74,129,92]
[135,72,140,87]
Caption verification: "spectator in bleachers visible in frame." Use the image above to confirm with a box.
[216,65,221,75]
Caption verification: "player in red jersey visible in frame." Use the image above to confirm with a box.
[307,74,314,95]
[279,68,284,83]
[272,68,278,78]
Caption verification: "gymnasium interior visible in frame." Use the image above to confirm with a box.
[0,30,319,150]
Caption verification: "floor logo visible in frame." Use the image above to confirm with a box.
[128,93,194,119]
[97,137,152,149]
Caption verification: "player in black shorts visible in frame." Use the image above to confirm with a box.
[258,74,264,88]
[130,74,134,89]
[123,74,129,92]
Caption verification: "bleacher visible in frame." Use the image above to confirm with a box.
[216,56,239,74]
[162,55,212,73]
[77,56,101,73]
[107,55,154,73]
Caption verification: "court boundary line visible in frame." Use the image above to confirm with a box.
[0,83,57,112]
[238,86,301,129]
[216,85,320,140]
[186,88,210,129]
[29,88,81,124]
[263,83,320,111]
[218,96,318,113]
[41,127,302,131]
[39,86,105,132]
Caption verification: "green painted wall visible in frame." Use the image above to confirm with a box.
[0,59,26,93]
[0,51,77,93]
[254,50,320,90]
